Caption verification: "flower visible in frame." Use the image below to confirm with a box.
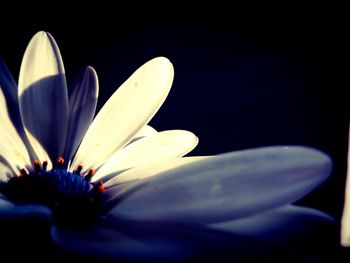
[341,125,350,246]
[0,31,334,261]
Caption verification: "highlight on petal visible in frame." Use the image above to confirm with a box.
[108,146,332,224]
[341,125,350,246]
[0,86,31,173]
[71,57,174,172]
[93,130,198,181]
[104,157,207,188]
[18,31,68,161]
[63,66,98,163]
[211,205,335,249]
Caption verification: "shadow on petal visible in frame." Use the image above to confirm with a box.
[52,216,314,263]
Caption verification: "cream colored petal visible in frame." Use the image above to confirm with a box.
[133,125,157,139]
[63,67,98,163]
[93,130,198,181]
[18,31,68,161]
[341,126,350,246]
[0,87,31,174]
[71,57,173,172]
[104,157,207,187]
[0,162,11,182]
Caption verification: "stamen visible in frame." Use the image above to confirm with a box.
[43,161,48,171]
[20,169,27,177]
[1,159,105,227]
[96,181,105,193]
[85,169,95,182]
[34,160,41,173]
[56,157,65,169]
[74,165,83,176]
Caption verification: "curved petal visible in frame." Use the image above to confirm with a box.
[126,124,158,145]
[341,125,350,246]
[104,157,207,188]
[93,130,198,181]
[71,57,173,172]
[64,67,98,164]
[0,86,31,174]
[0,194,52,219]
[108,146,332,224]
[51,217,306,262]
[1,58,51,167]
[18,31,68,161]
[133,125,157,138]
[211,205,335,247]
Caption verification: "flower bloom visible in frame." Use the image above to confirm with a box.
[0,31,333,261]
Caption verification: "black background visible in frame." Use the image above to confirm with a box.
[0,5,348,261]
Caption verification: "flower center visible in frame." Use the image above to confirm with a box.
[0,158,105,227]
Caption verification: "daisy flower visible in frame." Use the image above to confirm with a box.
[0,31,333,261]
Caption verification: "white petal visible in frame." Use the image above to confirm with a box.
[18,31,68,161]
[104,157,207,188]
[341,126,350,246]
[0,87,31,174]
[1,59,52,169]
[63,67,98,163]
[126,125,158,146]
[211,205,334,247]
[133,125,157,139]
[71,57,173,172]
[108,146,332,223]
[94,130,198,181]
[0,162,11,182]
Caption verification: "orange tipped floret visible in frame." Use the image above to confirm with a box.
[97,181,105,193]
[84,169,95,182]
[20,169,27,177]
[43,161,48,171]
[56,157,65,169]
[75,165,83,175]
[56,157,64,165]
[34,160,41,173]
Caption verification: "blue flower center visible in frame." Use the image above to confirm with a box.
[0,158,105,227]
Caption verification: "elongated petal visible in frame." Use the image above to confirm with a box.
[126,125,158,146]
[0,87,31,174]
[341,126,350,246]
[71,57,173,172]
[63,67,98,163]
[1,58,52,170]
[94,130,198,181]
[134,125,157,138]
[0,194,51,219]
[211,205,335,248]
[51,217,305,262]
[18,31,68,161]
[104,157,207,188]
[108,146,332,223]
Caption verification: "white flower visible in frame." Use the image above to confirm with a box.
[0,31,333,261]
